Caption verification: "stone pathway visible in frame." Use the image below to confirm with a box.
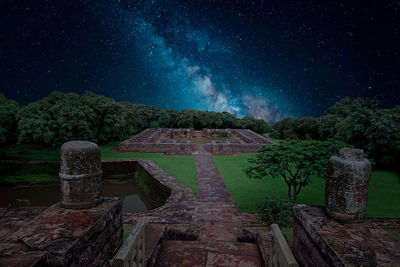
[156,149,263,266]
[122,147,266,266]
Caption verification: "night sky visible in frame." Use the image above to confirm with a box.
[1,0,399,122]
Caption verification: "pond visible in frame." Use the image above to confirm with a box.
[0,161,170,213]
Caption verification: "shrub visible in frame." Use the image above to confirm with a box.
[257,196,293,227]
[217,132,228,137]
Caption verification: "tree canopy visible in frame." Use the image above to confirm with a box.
[245,140,347,204]
[0,91,272,146]
[270,97,400,167]
[0,94,20,145]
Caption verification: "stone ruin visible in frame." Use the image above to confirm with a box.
[0,141,123,266]
[118,128,276,155]
[325,147,371,222]
[293,148,400,266]
[60,141,103,209]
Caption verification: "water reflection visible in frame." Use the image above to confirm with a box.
[0,179,151,213]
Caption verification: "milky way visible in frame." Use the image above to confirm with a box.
[90,1,292,122]
[2,0,399,122]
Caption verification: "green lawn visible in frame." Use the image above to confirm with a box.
[101,143,198,192]
[1,143,198,192]
[213,154,400,218]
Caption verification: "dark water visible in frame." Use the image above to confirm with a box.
[0,179,152,213]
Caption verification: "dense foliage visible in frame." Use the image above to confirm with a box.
[2,92,398,166]
[270,98,400,166]
[256,197,293,227]
[0,94,20,156]
[245,140,346,203]
[0,92,270,146]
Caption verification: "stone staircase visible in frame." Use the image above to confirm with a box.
[156,240,262,266]
[152,153,264,266]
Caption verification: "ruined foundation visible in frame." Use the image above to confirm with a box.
[0,141,123,266]
[118,128,276,155]
[293,148,400,266]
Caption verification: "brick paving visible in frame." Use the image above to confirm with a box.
[122,146,266,266]
[155,148,263,266]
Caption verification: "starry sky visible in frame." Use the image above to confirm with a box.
[1,0,399,122]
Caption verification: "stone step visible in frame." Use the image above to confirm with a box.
[156,240,262,267]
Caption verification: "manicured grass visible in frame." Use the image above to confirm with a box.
[212,154,400,218]
[1,143,198,193]
[101,143,198,192]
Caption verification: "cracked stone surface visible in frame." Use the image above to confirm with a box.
[293,205,400,267]
[0,198,123,266]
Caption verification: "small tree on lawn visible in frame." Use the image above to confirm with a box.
[245,139,346,204]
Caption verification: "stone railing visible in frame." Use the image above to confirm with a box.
[112,221,145,267]
[270,224,298,267]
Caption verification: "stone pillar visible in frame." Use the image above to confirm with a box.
[60,141,103,209]
[325,147,371,222]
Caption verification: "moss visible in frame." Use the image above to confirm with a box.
[123,224,135,241]
[384,227,400,241]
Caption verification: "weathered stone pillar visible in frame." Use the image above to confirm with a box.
[60,141,103,209]
[325,147,371,222]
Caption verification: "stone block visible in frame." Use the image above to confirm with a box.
[325,147,371,222]
[60,141,103,209]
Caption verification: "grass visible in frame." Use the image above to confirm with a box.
[212,154,400,218]
[123,224,134,241]
[0,142,198,192]
[100,143,197,192]
[213,153,400,243]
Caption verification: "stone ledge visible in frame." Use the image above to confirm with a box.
[0,198,123,267]
[293,205,400,267]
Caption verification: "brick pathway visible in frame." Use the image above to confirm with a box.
[123,147,266,266]
[157,150,263,266]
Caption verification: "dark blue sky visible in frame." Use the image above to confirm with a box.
[1,0,399,122]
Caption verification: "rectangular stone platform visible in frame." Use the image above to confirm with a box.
[293,205,400,267]
[118,128,275,155]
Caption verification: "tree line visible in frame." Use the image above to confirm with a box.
[1,92,399,167]
[270,97,400,167]
[0,91,270,146]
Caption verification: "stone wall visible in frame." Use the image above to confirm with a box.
[102,160,172,209]
[101,160,137,175]
[292,215,330,267]
[118,128,276,154]
[0,198,123,267]
[293,205,400,267]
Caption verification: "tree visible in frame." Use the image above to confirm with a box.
[270,118,298,140]
[17,92,97,145]
[245,140,346,204]
[0,94,20,156]
[317,114,340,140]
[0,94,20,145]
[324,97,379,118]
[17,102,55,144]
[294,117,319,139]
